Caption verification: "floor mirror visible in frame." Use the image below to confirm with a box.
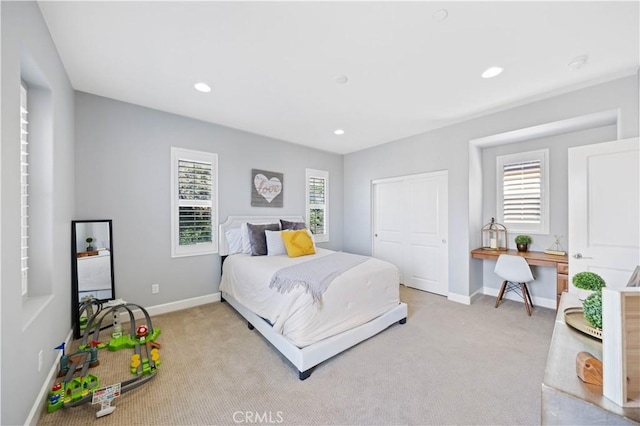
[71,219,115,339]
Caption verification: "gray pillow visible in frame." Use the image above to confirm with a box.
[280,219,306,231]
[246,223,280,256]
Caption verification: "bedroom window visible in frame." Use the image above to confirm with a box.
[171,147,218,257]
[306,168,329,243]
[496,149,549,235]
[20,83,29,296]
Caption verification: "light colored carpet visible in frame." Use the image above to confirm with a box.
[38,286,555,425]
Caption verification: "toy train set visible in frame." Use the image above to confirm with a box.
[47,298,161,417]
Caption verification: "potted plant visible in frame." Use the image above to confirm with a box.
[86,237,95,252]
[572,271,606,329]
[514,235,532,252]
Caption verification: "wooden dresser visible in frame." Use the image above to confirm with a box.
[556,261,569,306]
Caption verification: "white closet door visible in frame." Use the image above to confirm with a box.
[372,180,406,283]
[373,171,448,296]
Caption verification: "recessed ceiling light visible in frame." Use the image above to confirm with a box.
[432,9,448,22]
[194,82,211,93]
[334,129,345,135]
[334,75,349,85]
[568,55,589,70]
[481,66,503,79]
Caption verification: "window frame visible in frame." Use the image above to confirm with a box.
[496,149,549,235]
[170,147,218,258]
[305,168,329,243]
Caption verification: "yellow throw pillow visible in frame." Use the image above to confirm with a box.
[281,230,316,258]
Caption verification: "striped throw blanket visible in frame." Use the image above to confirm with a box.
[269,252,368,303]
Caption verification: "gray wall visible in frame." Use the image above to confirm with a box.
[74,92,344,308]
[344,75,639,300]
[1,2,75,424]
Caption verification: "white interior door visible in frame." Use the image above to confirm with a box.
[568,137,640,294]
[372,180,406,283]
[373,171,448,296]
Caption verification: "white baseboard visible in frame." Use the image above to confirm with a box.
[143,292,220,317]
[447,292,470,305]
[115,292,221,323]
[470,289,484,304]
[483,286,556,310]
[27,329,73,426]
[448,289,484,305]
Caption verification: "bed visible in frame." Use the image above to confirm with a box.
[219,215,407,380]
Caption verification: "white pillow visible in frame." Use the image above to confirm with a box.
[239,223,252,254]
[265,230,287,256]
[225,229,244,255]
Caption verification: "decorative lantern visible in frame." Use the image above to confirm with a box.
[481,218,507,251]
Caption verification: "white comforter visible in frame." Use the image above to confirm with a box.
[220,248,400,347]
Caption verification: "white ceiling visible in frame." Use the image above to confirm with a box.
[38,1,639,155]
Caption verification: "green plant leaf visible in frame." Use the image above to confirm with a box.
[572,272,606,291]
[582,292,603,329]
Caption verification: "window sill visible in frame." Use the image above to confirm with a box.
[171,249,218,259]
[22,294,54,332]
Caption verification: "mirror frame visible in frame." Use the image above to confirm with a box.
[71,219,115,339]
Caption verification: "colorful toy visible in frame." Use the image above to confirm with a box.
[130,324,161,375]
[79,301,161,352]
[92,383,121,418]
[47,299,161,416]
[78,296,104,334]
[48,342,101,413]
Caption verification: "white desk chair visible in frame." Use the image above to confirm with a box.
[494,254,535,316]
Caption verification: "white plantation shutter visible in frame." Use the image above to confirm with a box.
[178,159,212,245]
[497,149,549,235]
[306,169,329,242]
[20,84,29,296]
[171,148,218,257]
[503,160,541,224]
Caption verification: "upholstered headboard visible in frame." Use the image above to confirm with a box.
[218,215,305,256]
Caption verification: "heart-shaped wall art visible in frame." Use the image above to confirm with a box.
[254,173,282,203]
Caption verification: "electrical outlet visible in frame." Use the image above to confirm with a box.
[38,350,43,372]
[151,284,160,294]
